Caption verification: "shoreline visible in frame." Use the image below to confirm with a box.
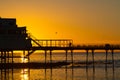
[0,62,71,69]
[0,61,115,69]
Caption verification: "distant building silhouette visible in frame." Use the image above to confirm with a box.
[0,18,32,49]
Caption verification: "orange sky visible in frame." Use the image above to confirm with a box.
[0,0,120,44]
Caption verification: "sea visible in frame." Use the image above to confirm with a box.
[0,51,120,80]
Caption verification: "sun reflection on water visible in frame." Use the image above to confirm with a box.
[21,57,28,63]
[20,69,29,80]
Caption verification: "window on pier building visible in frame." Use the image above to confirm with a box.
[0,18,17,28]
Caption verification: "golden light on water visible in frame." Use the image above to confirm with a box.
[20,69,29,80]
[21,57,28,63]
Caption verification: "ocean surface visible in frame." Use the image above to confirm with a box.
[0,52,120,80]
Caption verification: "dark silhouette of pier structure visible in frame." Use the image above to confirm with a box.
[0,18,120,68]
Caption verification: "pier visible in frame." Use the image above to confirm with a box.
[0,18,120,69]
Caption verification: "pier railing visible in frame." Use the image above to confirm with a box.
[27,33,73,47]
[72,44,120,50]
[32,39,73,47]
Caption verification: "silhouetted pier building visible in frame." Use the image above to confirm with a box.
[0,18,120,69]
[0,18,32,50]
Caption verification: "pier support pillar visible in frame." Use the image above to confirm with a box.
[28,56,30,63]
[4,51,6,63]
[1,51,3,63]
[44,50,47,80]
[11,51,13,63]
[23,50,25,57]
[45,50,47,64]
[23,50,25,63]
[7,51,9,63]
[71,50,73,65]
[50,50,52,64]
[65,50,68,62]
[50,50,52,69]
[106,50,108,63]
[28,50,30,63]
[105,50,108,70]
[71,50,74,80]
[111,50,114,65]
[49,50,53,80]
[86,50,89,67]
[111,50,114,74]
[92,50,95,72]
[65,50,68,80]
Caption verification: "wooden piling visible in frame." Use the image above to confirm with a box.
[106,50,108,63]
[28,50,30,63]
[105,50,108,70]
[65,50,68,80]
[71,50,73,65]
[65,50,68,62]
[111,50,114,66]
[23,50,25,56]
[45,50,47,64]
[111,50,114,75]
[1,51,3,63]
[7,51,9,63]
[4,51,6,63]
[50,50,52,64]
[11,51,13,63]
[92,50,95,72]
[50,50,53,80]
[86,50,89,67]
[44,68,47,80]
